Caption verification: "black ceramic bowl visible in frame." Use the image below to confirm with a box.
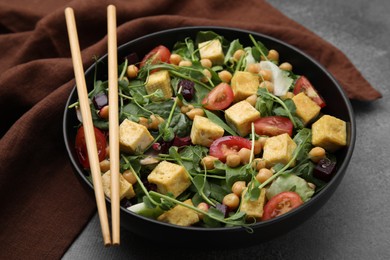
[63,26,355,246]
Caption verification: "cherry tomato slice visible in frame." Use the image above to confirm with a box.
[293,76,326,108]
[140,45,171,68]
[75,126,107,169]
[209,136,252,162]
[254,116,293,137]
[262,191,303,221]
[202,83,234,111]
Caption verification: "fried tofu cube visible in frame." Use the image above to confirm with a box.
[224,100,260,137]
[198,39,225,65]
[147,161,191,198]
[292,92,321,125]
[119,119,154,154]
[157,199,199,226]
[240,188,267,219]
[231,71,260,102]
[145,70,172,101]
[263,133,297,167]
[312,115,347,152]
[190,115,224,147]
[102,170,135,200]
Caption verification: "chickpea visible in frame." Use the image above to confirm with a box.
[232,181,246,196]
[99,105,109,119]
[226,154,241,168]
[187,104,195,110]
[149,114,164,130]
[307,182,316,190]
[246,94,257,107]
[201,156,218,170]
[247,63,260,74]
[218,70,232,83]
[251,158,266,171]
[256,168,273,183]
[259,80,274,93]
[238,148,252,165]
[281,91,295,100]
[138,117,149,128]
[222,193,240,210]
[267,49,279,61]
[201,69,212,83]
[309,147,326,163]
[186,108,204,120]
[122,170,137,185]
[180,105,191,114]
[99,159,110,173]
[175,96,184,107]
[259,69,272,81]
[169,53,182,65]
[279,62,293,71]
[178,60,192,67]
[126,64,139,79]
[200,58,212,68]
[197,202,209,220]
[233,49,245,62]
[105,146,110,158]
[258,136,268,147]
[253,140,262,155]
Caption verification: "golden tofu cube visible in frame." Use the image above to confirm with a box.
[102,170,135,200]
[198,39,225,65]
[190,115,224,147]
[231,71,260,102]
[224,100,260,137]
[292,92,321,125]
[147,161,191,198]
[240,188,267,219]
[157,199,199,226]
[145,70,172,101]
[263,133,297,167]
[119,119,154,154]
[312,115,347,152]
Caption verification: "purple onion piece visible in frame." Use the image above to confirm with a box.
[215,203,229,218]
[92,93,108,110]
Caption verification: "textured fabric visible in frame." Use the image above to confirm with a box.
[0,0,381,259]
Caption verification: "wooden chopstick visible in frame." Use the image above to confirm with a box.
[64,7,112,246]
[107,4,120,246]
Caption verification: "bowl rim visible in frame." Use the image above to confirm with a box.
[63,25,356,232]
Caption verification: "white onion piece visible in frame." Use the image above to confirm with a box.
[259,61,293,96]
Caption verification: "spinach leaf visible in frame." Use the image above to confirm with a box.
[224,39,243,64]
[170,113,191,137]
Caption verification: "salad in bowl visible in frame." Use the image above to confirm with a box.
[64,27,354,243]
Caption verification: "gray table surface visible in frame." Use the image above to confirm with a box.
[63,0,390,259]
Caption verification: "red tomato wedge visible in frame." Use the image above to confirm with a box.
[262,191,303,221]
[209,136,252,162]
[202,83,234,111]
[140,45,171,68]
[75,126,107,169]
[293,76,326,108]
[254,116,293,137]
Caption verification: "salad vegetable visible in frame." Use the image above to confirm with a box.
[70,31,347,229]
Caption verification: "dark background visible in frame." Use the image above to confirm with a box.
[63,0,390,259]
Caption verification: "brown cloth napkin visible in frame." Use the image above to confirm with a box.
[0,0,381,258]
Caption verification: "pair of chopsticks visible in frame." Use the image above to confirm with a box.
[65,5,120,246]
